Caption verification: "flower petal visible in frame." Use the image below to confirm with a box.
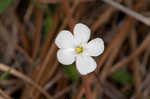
[76,55,96,75]
[55,30,75,48]
[74,23,91,45]
[57,49,75,65]
[85,38,104,56]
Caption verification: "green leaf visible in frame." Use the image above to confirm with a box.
[63,64,79,81]
[111,69,133,85]
[0,69,11,80]
[0,0,13,14]
[43,15,52,39]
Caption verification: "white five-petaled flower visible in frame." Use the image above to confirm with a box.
[55,23,104,75]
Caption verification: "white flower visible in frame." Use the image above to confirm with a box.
[55,23,104,75]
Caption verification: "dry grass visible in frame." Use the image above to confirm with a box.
[0,0,150,99]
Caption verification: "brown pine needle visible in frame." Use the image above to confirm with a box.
[102,0,150,26]
[0,89,12,99]
[0,64,52,99]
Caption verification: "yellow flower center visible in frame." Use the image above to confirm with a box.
[75,46,83,54]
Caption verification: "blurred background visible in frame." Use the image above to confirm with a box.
[0,0,150,99]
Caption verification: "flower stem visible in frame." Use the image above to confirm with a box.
[81,75,92,99]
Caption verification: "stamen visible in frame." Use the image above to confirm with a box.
[75,46,83,54]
